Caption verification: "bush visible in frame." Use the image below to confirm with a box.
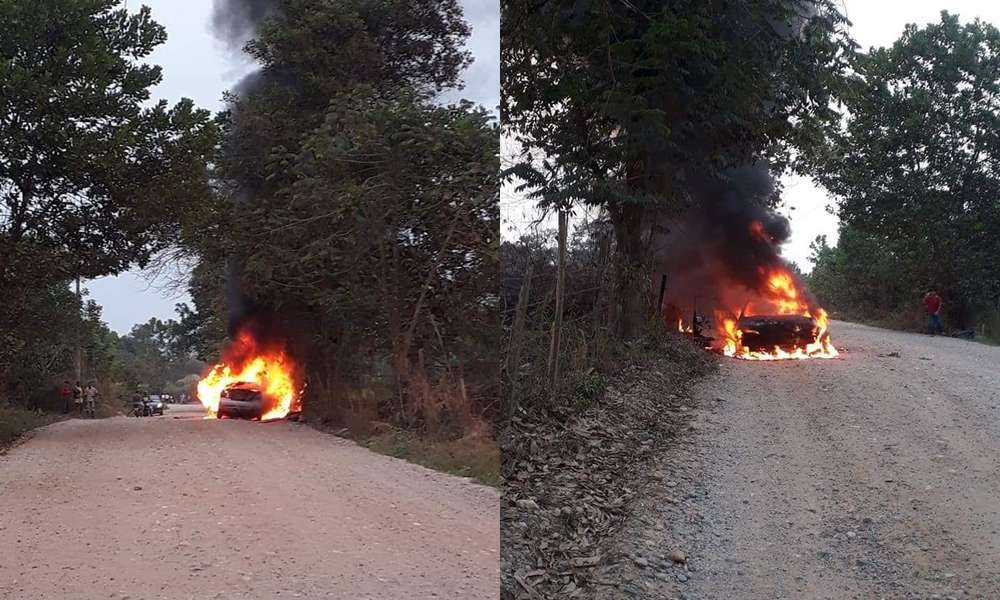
[0,402,62,449]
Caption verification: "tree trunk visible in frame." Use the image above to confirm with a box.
[547,210,568,400]
[591,227,611,337]
[611,202,647,339]
[505,255,534,416]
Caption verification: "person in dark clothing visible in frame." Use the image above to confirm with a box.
[923,290,944,335]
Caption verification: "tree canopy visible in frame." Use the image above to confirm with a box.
[0,0,216,393]
[810,11,1000,331]
[176,0,499,431]
[0,0,217,280]
[502,0,855,210]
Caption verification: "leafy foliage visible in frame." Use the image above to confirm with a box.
[0,281,201,411]
[0,0,216,397]
[0,0,217,279]
[810,12,1000,334]
[502,0,855,336]
[502,0,854,206]
[180,0,498,433]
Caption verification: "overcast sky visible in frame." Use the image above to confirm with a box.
[501,0,1000,270]
[87,0,500,334]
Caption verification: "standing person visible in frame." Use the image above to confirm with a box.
[84,381,99,418]
[72,381,84,413]
[59,380,72,413]
[923,289,944,335]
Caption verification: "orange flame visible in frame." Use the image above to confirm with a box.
[749,220,768,242]
[712,266,839,360]
[196,331,302,420]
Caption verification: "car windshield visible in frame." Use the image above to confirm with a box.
[225,388,260,402]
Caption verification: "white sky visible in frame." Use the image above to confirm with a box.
[500,0,1000,271]
[87,0,499,333]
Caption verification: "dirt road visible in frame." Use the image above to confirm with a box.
[0,405,498,599]
[599,320,1000,599]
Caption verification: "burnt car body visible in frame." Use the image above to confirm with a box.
[737,314,818,352]
[217,382,263,420]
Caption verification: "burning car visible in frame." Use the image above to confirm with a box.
[650,165,845,360]
[709,270,839,360]
[217,382,264,420]
[196,330,304,420]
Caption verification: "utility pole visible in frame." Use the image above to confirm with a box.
[75,274,82,384]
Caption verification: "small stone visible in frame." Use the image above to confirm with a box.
[846,531,857,539]
[676,572,689,583]
[633,556,649,568]
[132,486,142,491]
[668,550,687,564]
[515,499,540,511]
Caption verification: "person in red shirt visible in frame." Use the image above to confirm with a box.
[59,380,72,413]
[923,290,943,335]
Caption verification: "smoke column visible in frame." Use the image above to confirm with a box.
[212,0,277,51]
[212,0,282,336]
[653,164,820,320]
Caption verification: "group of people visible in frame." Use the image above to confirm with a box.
[59,380,100,417]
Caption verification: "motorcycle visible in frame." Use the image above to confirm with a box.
[129,399,152,417]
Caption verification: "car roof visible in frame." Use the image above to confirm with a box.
[226,381,261,391]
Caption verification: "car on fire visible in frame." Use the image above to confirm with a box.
[217,382,264,420]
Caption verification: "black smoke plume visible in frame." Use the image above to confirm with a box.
[212,0,282,338]
[212,0,277,51]
[653,164,819,324]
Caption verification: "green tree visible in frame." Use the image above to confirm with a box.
[183,0,498,429]
[112,317,202,391]
[812,11,1000,328]
[502,0,855,336]
[0,0,217,387]
[0,0,216,278]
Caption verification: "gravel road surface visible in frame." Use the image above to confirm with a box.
[0,405,499,599]
[596,320,1000,599]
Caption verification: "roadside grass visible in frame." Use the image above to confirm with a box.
[0,403,65,451]
[828,309,1000,345]
[363,428,500,487]
[306,377,500,487]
